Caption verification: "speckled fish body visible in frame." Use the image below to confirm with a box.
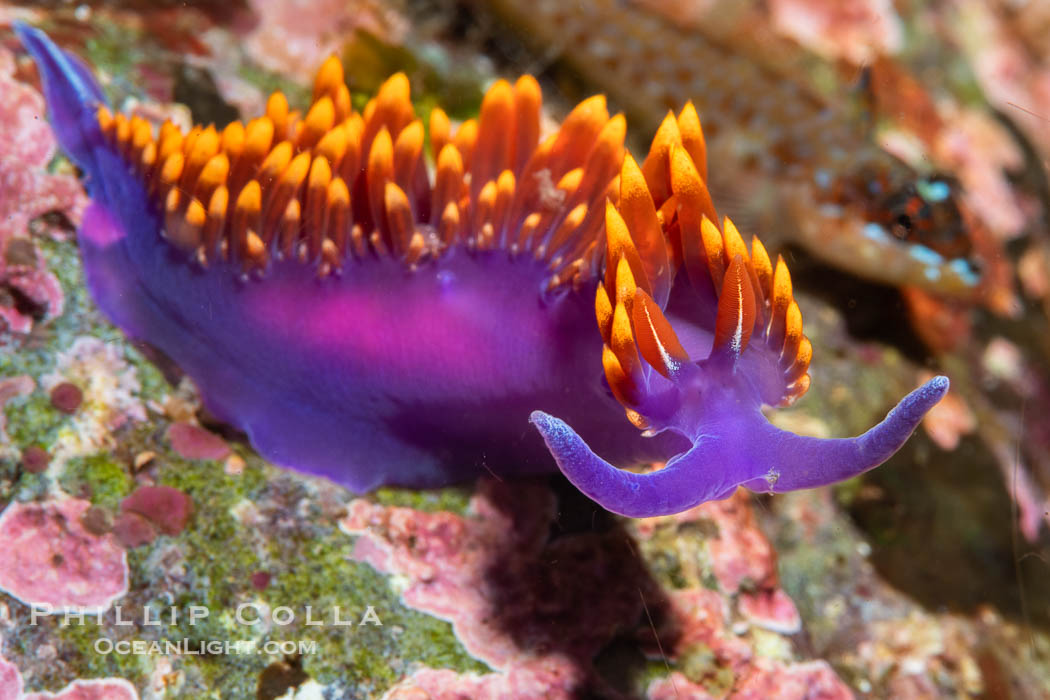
[19,23,947,517]
[482,0,984,300]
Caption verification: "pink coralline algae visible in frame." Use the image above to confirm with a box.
[346,482,839,698]
[165,422,230,461]
[768,0,903,64]
[385,666,579,699]
[736,588,802,636]
[0,45,84,337]
[0,499,128,612]
[19,446,51,474]
[109,485,194,549]
[956,0,1050,162]
[625,494,855,698]
[648,659,851,700]
[110,512,156,549]
[0,655,18,700]
[345,480,654,696]
[48,383,83,415]
[644,588,850,699]
[241,0,404,83]
[120,485,193,536]
[22,681,138,700]
[919,370,977,451]
[634,491,802,634]
[0,652,138,700]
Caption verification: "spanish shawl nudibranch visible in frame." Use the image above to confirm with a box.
[17,24,949,517]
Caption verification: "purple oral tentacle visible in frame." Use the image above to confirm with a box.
[531,408,747,517]
[533,376,949,517]
[743,374,950,492]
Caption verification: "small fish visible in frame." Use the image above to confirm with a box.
[17,23,946,517]
[481,0,985,300]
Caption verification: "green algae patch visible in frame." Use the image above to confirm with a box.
[0,233,98,458]
[157,449,269,507]
[343,29,485,120]
[632,518,721,593]
[48,614,153,690]
[146,456,484,695]
[265,528,488,692]
[37,233,167,401]
[109,456,284,696]
[81,22,146,91]
[5,216,483,695]
[36,235,123,346]
[371,485,472,514]
[678,641,734,694]
[59,454,132,509]
[0,458,19,504]
[2,394,64,458]
[0,234,131,447]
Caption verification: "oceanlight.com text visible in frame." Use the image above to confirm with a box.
[93,638,319,656]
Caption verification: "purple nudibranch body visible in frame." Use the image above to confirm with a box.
[16,23,948,517]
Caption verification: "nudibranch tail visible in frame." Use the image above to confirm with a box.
[533,108,950,517]
[14,22,107,175]
[14,21,159,339]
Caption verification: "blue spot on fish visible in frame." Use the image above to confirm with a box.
[863,223,889,241]
[917,179,951,203]
[908,245,944,266]
[949,258,980,286]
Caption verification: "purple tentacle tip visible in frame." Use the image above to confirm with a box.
[531,410,739,517]
[747,374,950,494]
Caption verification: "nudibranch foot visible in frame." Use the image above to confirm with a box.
[532,376,948,517]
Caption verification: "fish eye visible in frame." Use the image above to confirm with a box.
[892,213,913,239]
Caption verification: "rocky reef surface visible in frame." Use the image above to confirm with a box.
[2,1,1049,698]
